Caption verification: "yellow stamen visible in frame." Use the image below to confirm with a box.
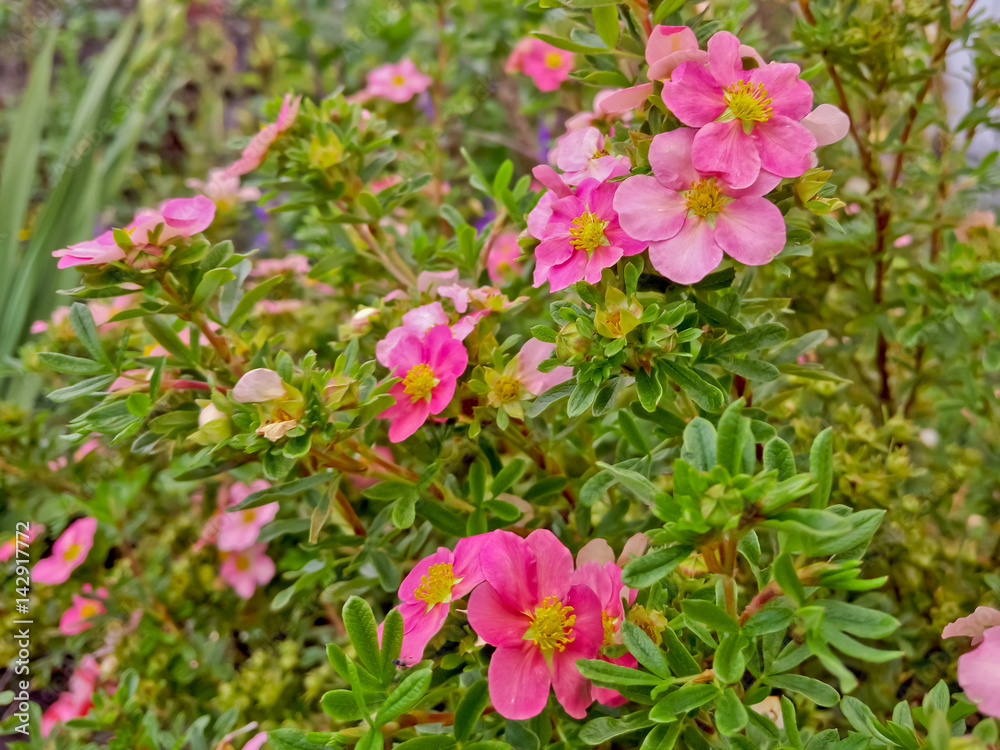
[403,363,437,402]
[80,602,100,618]
[569,211,609,255]
[235,554,250,571]
[723,80,773,123]
[63,543,82,561]
[493,375,522,403]
[525,596,576,653]
[602,611,617,646]
[242,510,257,523]
[684,177,728,218]
[413,562,457,611]
[544,52,564,69]
[392,74,406,86]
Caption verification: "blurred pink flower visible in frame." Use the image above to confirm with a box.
[506,38,574,92]
[944,606,1000,646]
[52,231,124,269]
[517,339,573,396]
[34,518,97,585]
[487,233,523,284]
[217,480,278,552]
[549,127,630,187]
[357,59,432,103]
[220,543,275,599]
[59,589,107,635]
[227,93,302,176]
[251,254,311,277]
[41,655,100,736]
[0,524,44,562]
[955,210,996,243]
[186,168,260,208]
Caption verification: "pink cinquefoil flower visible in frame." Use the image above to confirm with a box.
[227,93,302,176]
[220,543,275,599]
[186,168,261,209]
[549,127,630,187]
[0,524,44,562]
[467,530,604,720]
[383,534,490,665]
[41,655,100,737]
[487,233,523,284]
[59,588,108,636]
[614,128,785,284]
[529,176,645,292]
[218,480,278,551]
[945,608,1000,718]
[52,231,124,269]
[361,59,433,103]
[506,38,575,93]
[34,518,98,585]
[662,31,816,189]
[379,324,469,442]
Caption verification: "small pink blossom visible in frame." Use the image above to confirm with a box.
[662,31,817,189]
[52,231,125,269]
[382,534,490,665]
[378,324,469,442]
[0,524,44,562]
[375,303,451,366]
[517,339,573,396]
[220,543,275,599]
[41,655,100,736]
[417,269,461,295]
[956,626,1000,718]
[233,368,287,403]
[467,529,604,720]
[506,38,575,92]
[34,518,97,585]
[487,233,524,284]
[529,176,645,292]
[566,89,631,131]
[186,168,261,208]
[356,59,433,103]
[226,94,302,176]
[59,590,107,635]
[126,196,217,246]
[251,254,311,277]
[613,128,785,284]
[944,606,1000,646]
[217,480,278,551]
[549,127,630,186]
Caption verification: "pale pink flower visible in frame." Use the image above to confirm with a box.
[186,168,261,208]
[34,518,97,585]
[417,270,461,295]
[250,254,311,277]
[375,303,451,366]
[467,530,604,720]
[0,524,44,562]
[529,176,645,291]
[52,231,125,269]
[517,339,573,396]
[613,128,785,284]
[378,324,469,442]
[126,196,217,246]
[487,233,524,284]
[226,94,302,176]
[233,368,287,403]
[661,31,817,189]
[381,534,490,665]
[217,480,278,551]
[41,655,100,736]
[258,299,304,315]
[220,543,275,599]
[566,89,631,131]
[549,127,630,186]
[944,606,1000,646]
[801,103,850,147]
[59,589,107,635]
[359,59,432,103]
[506,38,574,92]
[956,626,1000,717]
[894,234,913,248]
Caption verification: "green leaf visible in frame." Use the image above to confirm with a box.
[267,728,334,750]
[380,608,404,684]
[191,267,236,310]
[567,377,601,417]
[772,553,806,606]
[393,737,457,750]
[37,352,106,375]
[142,317,194,365]
[579,711,654,744]
[763,438,796,480]
[375,668,432,725]
[682,599,739,634]
[226,274,284,329]
[713,634,747,684]
[714,324,787,357]
[577,659,664,686]
[530,31,611,54]
[716,398,748,475]
[682,417,717,471]
[592,5,620,48]
[454,680,490,742]
[650,684,719,723]
[715,688,748,735]
[621,621,672,679]
[230,472,336,510]
[818,601,899,639]
[70,303,111,365]
[635,367,662,412]
[660,360,724,412]
[764,674,839,707]
[491,459,526,496]
[530,325,558,343]
[622,545,692,588]
[48,374,116,403]
[660,627,701,677]
[321,690,362,721]
[741,605,794,637]
[809,427,834,508]
[469,460,487,505]
[342,596,381,677]
[525,380,576,417]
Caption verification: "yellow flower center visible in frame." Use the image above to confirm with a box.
[525,596,576,653]
[602,611,617,646]
[63,543,82,561]
[392,74,406,86]
[235,554,250,571]
[403,363,437,402]
[685,178,727,218]
[80,602,100,618]
[723,80,773,123]
[242,510,257,523]
[545,52,564,69]
[413,562,456,610]
[493,375,522,403]
[569,211,609,255]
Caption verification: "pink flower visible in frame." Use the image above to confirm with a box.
[220,543,275,599]
[944,606,1000,646]
[956,626,1000,718]
[466,530,604,720]
[217,480,278,551]
[486,233,523,284]
[34,518,97,585]
[529,176,645,292]
[379,324,469,442]
[127,196,217,245]
[566,89,631,131]
[227,93,302,176]
[662,31,816,188]
[517,339,573,396]
[549,127,630,186]
[375,303,450,366]
[251,254,311,277]
[360,59,433,103]
[41,655,100,736]
[52,231,125,269]
[613,128,785,284]
[233,368,287,403]
[506,38,575,92]
[383,534,490,665]
[600,25,709,114]
[0,524,44,562]
[801,103,850,147]
[186,168,261,208]
[244,733,267,750]
[59,591,107,635]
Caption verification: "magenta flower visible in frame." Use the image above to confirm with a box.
[217,480,278,551]
[530,177,645,292]
[467,530,604,720]
[220,543,275,599]
[34,518,97,585]
[41,655,100,737]
[360,59,433,103]
[52,231,125,269]
[58,588,107,636]
[506,38,575,93]
[571,560,637,707]
[487,233,524,284]
[549,127,630,187]
[383,534,490,666]
[378,324,469,442]
[226,93,302,176]
[613,128,786,284]
[661,31,816,189]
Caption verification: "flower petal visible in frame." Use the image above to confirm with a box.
[647,217,724,285]
[648,128,700,189]
[692,120,760,190]
[715,196,786,266]
[661,62,726,127]
[467,582,532,647]
[802,103,850,147]
[488,644,551,720]
[751,116,817,180]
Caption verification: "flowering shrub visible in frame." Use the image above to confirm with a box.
[3,1,1000,749]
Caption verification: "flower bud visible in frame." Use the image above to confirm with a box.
[556,321,591,363]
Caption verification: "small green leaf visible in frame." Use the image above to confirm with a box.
[621,621,672,679]
[375,668,432,725]
[650,684,719,723]
[809,427,834,508]
[454,680,490,742]
[342,596,381,677]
